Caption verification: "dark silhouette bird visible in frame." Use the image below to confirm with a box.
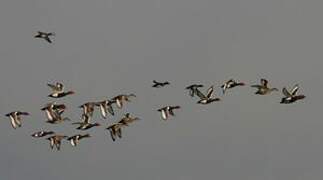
[185,84,204,97]
[34,31,55,43]
[5,111,30,129]
[251,78,278,95]
[152,80,170,88]
[280,84,305,104]
[157,106,181,120]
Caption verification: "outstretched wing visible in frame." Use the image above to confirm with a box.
[291,84,299,96]
[206,86,214,98]
[195,88,206,99]
[282,87,292,97]
[44,36,52,43]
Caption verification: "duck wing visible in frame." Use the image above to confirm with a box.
[44,36,52,43]
[160,109,168,120]
[107,104,114,116]
[291,84,299,96]
[206,86,214,98]
[195,88,206,99]
[282,87,292,97]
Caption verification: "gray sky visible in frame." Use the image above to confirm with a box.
[0,0,322,179]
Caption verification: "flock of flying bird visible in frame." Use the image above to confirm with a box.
[3,31,306,151]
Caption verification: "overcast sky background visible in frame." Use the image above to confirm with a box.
[0,0,322,179]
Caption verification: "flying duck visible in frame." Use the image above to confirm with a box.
[185,84,204,97]
[118,113,140,126]
[46,135,67,151]
[280,84,305,104]
[31,131,54,138]
[34,31,55,43]
[41,102,66,122]
[112,94,136,109]
[5,111,29,129]
[251,78,278,95]
[47,82,75,98]
[196,86,220,104]
[221,79,245,94]
[152,80,170,88]
[67,134,91,147]
[157,106,181,120]
[79,102,96,117]
[106,123,125,141]
[95,100,115,119]
[72,114,100,130]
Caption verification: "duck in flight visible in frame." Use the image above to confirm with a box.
[72,114,101,130]
[112,94,136,109]
[118,113,140,126]
[152,80,170,88]
[106,123,125,141]
[41,102,66,122]
[46,134,68,151]
[34,31,55,43]
[251,78,278,95]
[79,102,96,118]
[280,84,305,104]
[95,100,115,119]
[5,111,30,129]
[221,79,245,94]
[47,82,75,98]
[67,134,91,147]
[157,106,181,120]
[185,84,204,97]
[31,131,55,138]
[196,86,220,104]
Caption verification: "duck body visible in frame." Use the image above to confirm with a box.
[251,78,278,95]
[31,131,55,138]
[48,91,75,98]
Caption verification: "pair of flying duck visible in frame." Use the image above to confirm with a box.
[251,78,305,103]
[106,113,140,141]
